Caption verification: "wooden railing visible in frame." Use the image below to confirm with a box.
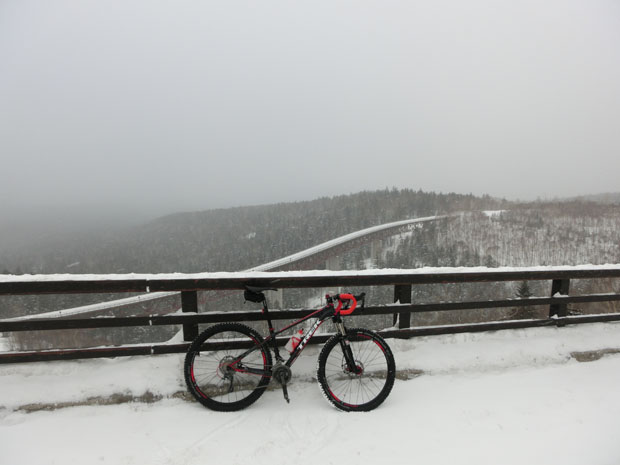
[1,265,620,364]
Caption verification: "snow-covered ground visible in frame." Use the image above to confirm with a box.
[3,323,620,464]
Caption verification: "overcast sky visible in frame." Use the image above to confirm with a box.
[1,0,619,216]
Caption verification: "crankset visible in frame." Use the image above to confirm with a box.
[272,363,292,403]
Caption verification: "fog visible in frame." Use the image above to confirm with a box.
[2,0,620,219]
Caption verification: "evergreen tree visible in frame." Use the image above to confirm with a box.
[516,281,533,299]
[512,281,537,320]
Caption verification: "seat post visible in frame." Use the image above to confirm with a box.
[261,298,276,336]
[262,297,284,362]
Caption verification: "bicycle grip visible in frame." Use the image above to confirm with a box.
[336,294,357,315]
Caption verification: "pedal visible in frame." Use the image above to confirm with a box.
[281,384,290,404]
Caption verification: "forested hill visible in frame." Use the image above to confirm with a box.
[1,189,504,275]
[380,202,620,270]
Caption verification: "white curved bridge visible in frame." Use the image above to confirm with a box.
[7,214,452,320]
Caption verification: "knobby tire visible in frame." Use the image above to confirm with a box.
[317,328,395,412]
[184,323,272,412]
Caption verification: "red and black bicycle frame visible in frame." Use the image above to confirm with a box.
[228,294,359,376]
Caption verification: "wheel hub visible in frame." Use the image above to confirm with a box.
[217,355,236,379]
[342,359,364,376]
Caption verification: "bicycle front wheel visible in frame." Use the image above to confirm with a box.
[184,323,272,411]
[317,328,395,412]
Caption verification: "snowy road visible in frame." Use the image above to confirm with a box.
[3,323,620,464]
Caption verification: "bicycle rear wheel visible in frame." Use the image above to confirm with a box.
[184,323,272,411]
[317,328,395,412]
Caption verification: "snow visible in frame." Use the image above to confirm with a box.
[483,210,506,217]
[3,322,620,464]
[3,263,620,285]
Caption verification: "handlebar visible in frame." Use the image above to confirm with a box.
[331,292,366,316]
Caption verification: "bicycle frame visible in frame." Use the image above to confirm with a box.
[228,297,348,376]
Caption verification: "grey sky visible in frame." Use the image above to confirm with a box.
[1,0,620,215]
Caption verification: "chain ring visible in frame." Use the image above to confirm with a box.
[273,363,292,385]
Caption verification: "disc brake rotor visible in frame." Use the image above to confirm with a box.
[342,358,364,376]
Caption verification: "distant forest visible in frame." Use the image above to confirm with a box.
[0,189,505,275]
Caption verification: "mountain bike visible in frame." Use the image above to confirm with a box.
[184,287,396,412]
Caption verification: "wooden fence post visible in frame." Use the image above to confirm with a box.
[181,291,199,341]
[393,284,412,329]
[549,279,570,325]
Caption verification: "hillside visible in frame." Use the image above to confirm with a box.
[573,192,620,205]
[0,189,504,275]
[371,203,620,324]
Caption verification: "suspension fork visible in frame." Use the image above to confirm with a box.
[333,316,358,373]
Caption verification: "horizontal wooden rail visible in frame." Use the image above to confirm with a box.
[3,293,620,333]
[2,265,620,364]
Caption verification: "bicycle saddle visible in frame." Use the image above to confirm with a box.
[243,285,278,303]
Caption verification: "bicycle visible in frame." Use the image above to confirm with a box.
[184,287,396,412]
